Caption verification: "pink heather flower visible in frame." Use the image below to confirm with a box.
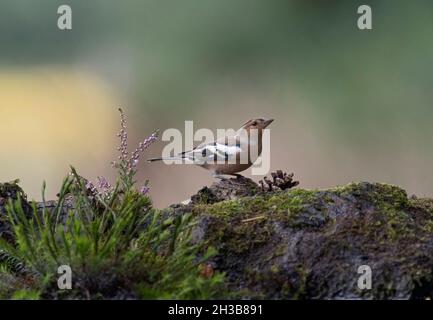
[85,180,98,195]
[76,109,157,201]
[95,176,114,198]
[129,131,159,167]
[115,108,159,172]
[84,177,113,198]
[97,176,112,191]
[140,186,150,195]
[117,108,129,162]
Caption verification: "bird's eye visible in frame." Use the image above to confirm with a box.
[252,121,257,126]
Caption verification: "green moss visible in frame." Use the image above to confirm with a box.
[192,183,422,250]
[204,215,273,254]
[270,264,280,274]
[422,220,433,233]
[191,187,334,262]
[377,205,413,241]
[192,182,426,287]
[293,266,308,300]
[11,289,40,300]
[178,181,433,299]
[0,180,26,201]
[194,188,319,221]
[328,182,417,242]
[191,187,220,204]
[332,182,408,208]
[267,243,288,261]
[408,197,433,214]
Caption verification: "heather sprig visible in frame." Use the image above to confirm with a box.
[111,108,159,191]
[0,108,225,300]
[0,169,225,299]
[85,108,158,197]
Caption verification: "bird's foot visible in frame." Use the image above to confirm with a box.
[212,173,229,180]
[212,173,244,180]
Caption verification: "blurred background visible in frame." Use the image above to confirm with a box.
[1,0,433,208]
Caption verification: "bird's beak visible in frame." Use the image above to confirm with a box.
[263,118,274,128]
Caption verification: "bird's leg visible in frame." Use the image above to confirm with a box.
[212,173,244,180]
[224,173,245,179]
[212,173,229,180]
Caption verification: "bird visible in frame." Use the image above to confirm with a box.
[148,118,273,179]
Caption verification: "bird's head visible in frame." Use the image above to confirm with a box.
[240,118,274,131]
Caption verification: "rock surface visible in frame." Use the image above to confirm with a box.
[190,176,260,205]
[0,181,32,243]
[166,178,433,299]
[2,178,433,299]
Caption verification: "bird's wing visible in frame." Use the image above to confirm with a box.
[182,142,242,164]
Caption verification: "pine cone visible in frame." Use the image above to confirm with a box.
[259,170,299,192]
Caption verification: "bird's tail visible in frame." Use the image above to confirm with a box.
[147,156,184,162]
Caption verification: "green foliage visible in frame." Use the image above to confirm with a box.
[11,289,40,300]
[0,167,225,299]
[193,188,317,223]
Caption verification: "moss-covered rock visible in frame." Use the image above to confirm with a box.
[0,180,32,243]
[168,179,433,299]
[3,177,433,299]
[190,176,260,205]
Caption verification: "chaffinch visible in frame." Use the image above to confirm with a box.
[148,118,273,178]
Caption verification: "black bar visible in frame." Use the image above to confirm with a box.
[0,299,428,318]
